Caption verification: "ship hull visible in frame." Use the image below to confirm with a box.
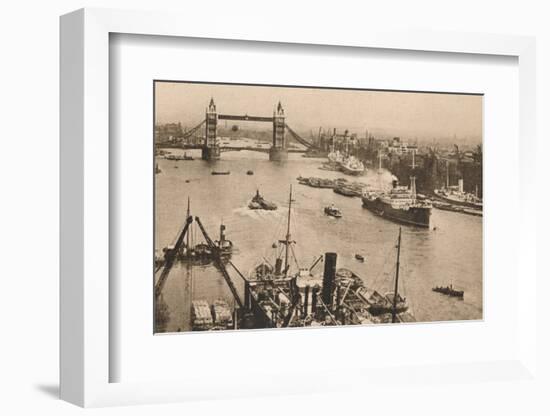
[362,197,431,228]
[340,165,364,176]
[433,192,482,210]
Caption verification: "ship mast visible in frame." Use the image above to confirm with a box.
[391,227,402,323]
[446,160,449,189]
[186,197,191,249]
[284,185,293,277]
[410,149,417,199]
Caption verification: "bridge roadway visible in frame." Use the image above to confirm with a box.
[218,114,273,123]
[157,143,307,153]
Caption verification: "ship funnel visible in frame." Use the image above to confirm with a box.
[410,176,416,199]
[322,252,337,308]
[458,178,464,193]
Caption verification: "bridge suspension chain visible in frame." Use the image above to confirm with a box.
[181,119,206,140]
[285,124,316,149]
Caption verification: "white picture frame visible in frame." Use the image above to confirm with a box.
[60,7,538,408]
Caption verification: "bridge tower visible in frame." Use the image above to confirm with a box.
[269,101,288,161]
[202,98,221,160]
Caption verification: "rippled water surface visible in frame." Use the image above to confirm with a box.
[155,148,482,332]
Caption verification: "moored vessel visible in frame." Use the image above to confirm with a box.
[340,155,365,176]
[191,300,214,331]
[434,187,482,210]
[166,152,194,161]
[334,184,360,197]
[211,299,234,329]
[434,165,482,210]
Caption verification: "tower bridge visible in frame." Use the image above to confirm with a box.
[178,98,317,161]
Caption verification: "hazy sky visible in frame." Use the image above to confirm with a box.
[155,82,482,142]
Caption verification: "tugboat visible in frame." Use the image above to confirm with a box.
[324,204,343,218]
[432,284,464,299]
[176,198,232,263]
[213,222,233,256]
[248,189,277,210]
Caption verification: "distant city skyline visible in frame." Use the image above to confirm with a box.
[155,81,483,144]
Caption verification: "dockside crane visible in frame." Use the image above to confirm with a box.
[155,214,193,297]
[194,216,244,309]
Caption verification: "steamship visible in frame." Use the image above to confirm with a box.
[434,179,482,210]
[434,162,482,210]
[327,148,365,176]
[340,155,365,176]
[362,151,431,228]
[362,177,432,228]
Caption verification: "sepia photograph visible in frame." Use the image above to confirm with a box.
[154,81,483,333]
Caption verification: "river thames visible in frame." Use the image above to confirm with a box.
[154,146,482,333]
